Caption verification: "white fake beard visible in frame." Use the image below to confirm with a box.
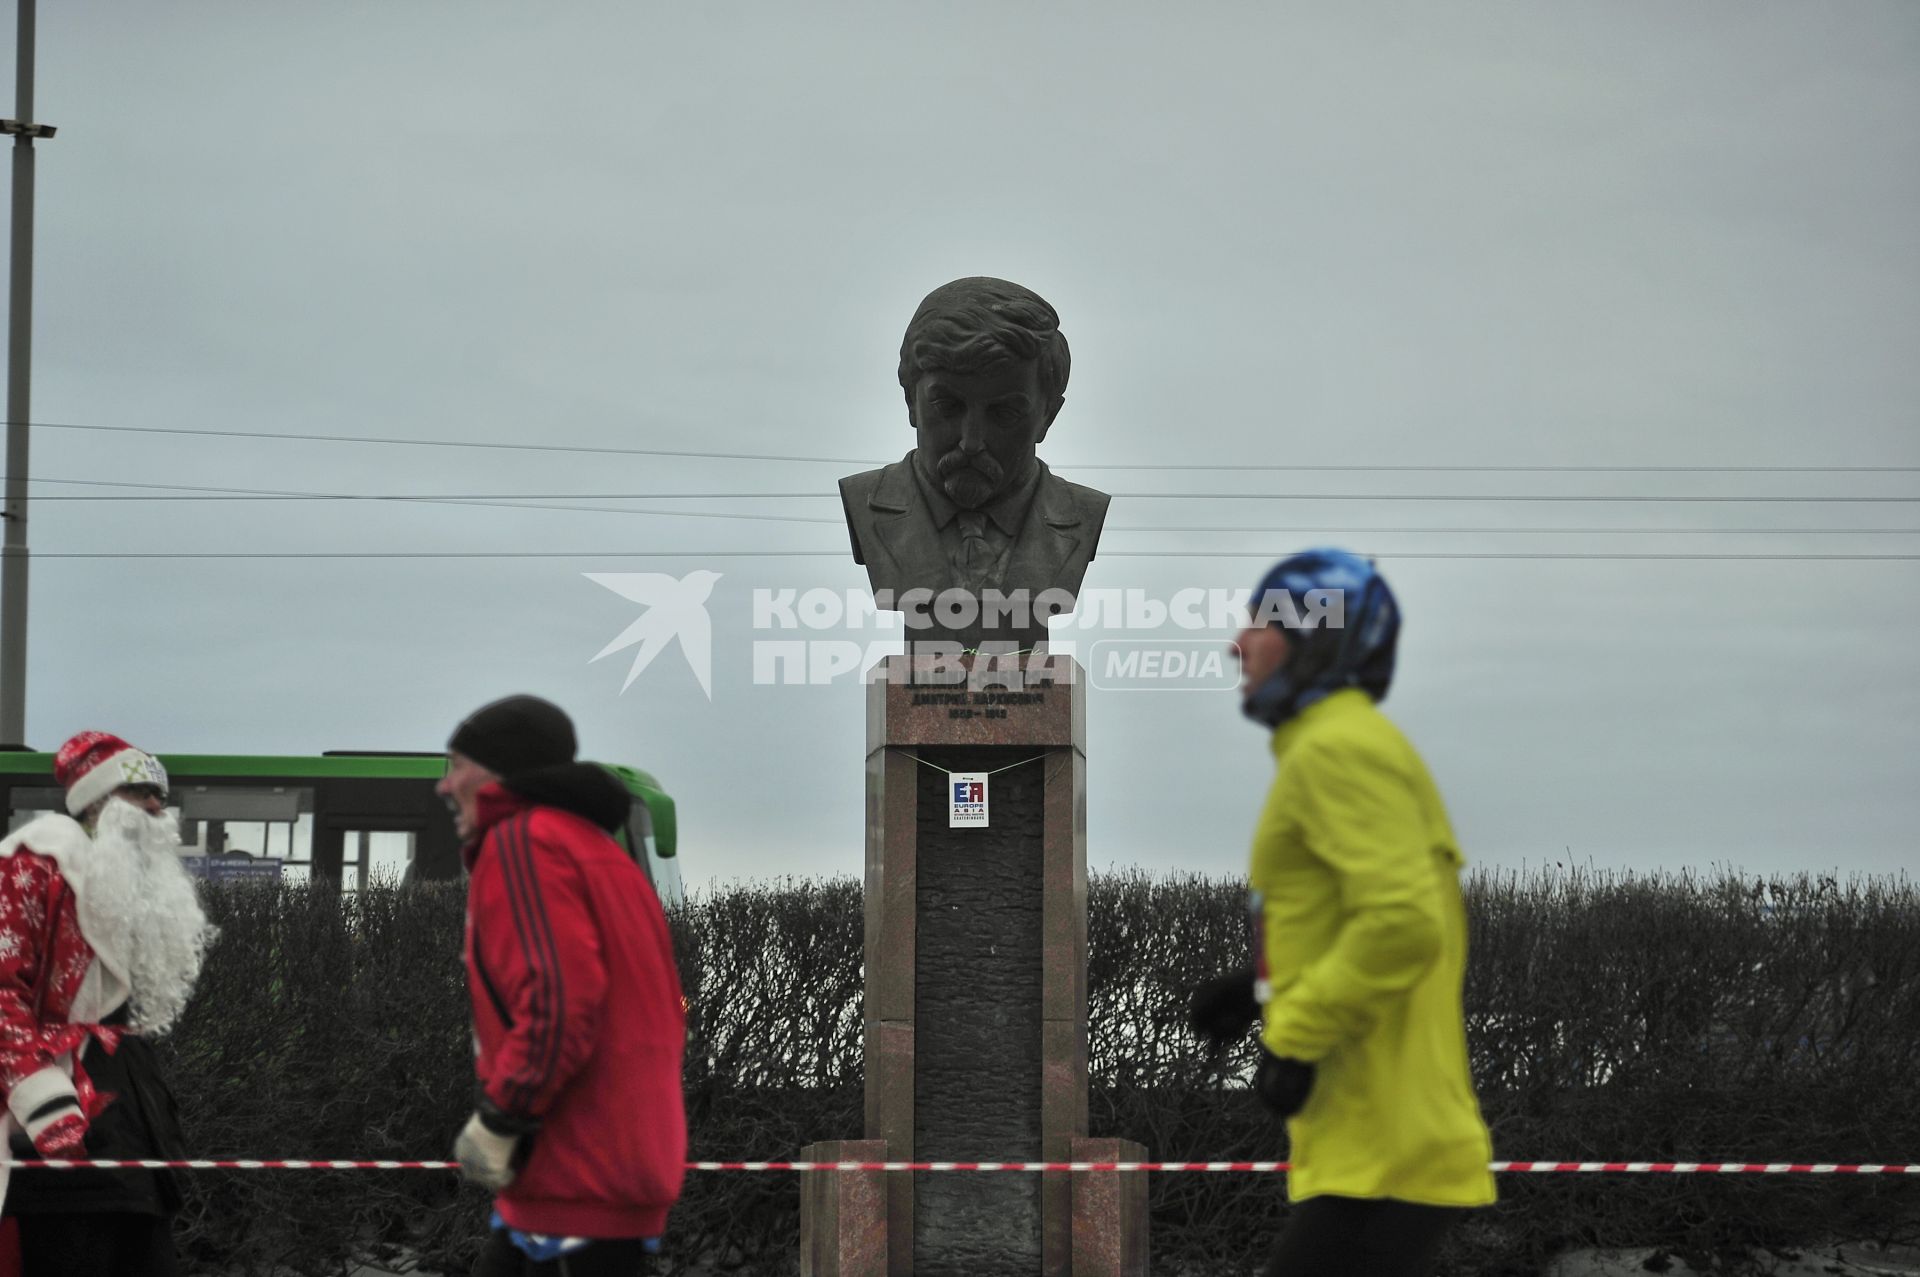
[76,800,219,1036]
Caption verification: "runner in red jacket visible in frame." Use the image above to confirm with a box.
[438,695,686,1276]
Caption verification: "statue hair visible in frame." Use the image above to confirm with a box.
[897,277,1070,408]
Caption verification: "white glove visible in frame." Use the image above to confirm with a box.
[453,1110,522,1191]
[9,1067,90,1157]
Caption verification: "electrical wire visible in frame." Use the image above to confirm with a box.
[16,419,1919,473]
[13,477,837,525]
[17,481,1917,535]
[30,550,1920,562]
[14,477,1918,505]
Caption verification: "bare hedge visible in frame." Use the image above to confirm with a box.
[1091,868,1920,1275]
[156,869,1918,1275]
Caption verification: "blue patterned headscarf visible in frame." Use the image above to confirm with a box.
[1241,548,1401,728]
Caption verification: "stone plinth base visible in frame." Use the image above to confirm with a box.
[800,1136,1150,1276]
[864,654,1088,1276]
[1070,1139,1150,1277]
[800,1140,889,1277]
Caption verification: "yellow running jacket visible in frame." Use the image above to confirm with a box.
[1251,688,1497,1207]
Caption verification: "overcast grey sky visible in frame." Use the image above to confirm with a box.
[7,2,1916,887]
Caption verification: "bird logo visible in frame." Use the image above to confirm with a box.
[584,570,722,698]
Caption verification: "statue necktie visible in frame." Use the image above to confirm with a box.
[954,511,994,592]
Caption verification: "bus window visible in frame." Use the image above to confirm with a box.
[2,752,680,897]
[342,830,412,889]
[176,786,307,884]
[5,786,64,834]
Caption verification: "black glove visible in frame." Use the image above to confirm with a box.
[1254,1045,1316,1118]
[1188,968,1260,1046]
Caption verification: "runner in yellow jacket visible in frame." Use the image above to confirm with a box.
[1190,548,1495,1277]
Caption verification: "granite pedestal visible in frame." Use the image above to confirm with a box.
[800,653,1149,1274]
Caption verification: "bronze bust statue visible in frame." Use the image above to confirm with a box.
[840,277,1110,653]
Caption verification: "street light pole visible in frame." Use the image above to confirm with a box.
[1,0,53,746]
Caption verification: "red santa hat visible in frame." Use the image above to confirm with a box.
[54,730,170,816]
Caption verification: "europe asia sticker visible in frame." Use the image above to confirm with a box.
[949,773,988,828]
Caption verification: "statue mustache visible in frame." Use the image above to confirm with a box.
[936,448,1005,488]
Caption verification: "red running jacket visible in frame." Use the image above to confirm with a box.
[461,768,687,1240]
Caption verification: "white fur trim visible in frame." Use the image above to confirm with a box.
[0,812,90,864]
[7,1065,80,1139]
[70,959,120,1027]
[0,814,134,1017]
[64,747,168,815]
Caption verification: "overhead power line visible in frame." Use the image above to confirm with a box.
[13,477,1918,505]
[16,476,836,525]
[18,419,1920,473]
[16,478,1920,538]
[27,419,877,466]
[31,550,1920,562]
[21,494,1920,535]
[21,499,1920,534]
[1111,526,1920,535]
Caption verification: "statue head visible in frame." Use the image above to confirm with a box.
[897,277,1071,510]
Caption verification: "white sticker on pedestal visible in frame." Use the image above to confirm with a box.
[948,773,988,828]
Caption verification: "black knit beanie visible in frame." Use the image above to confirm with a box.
[448,694,577,779]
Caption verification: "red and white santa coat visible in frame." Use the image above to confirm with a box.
[0,814,139,1211]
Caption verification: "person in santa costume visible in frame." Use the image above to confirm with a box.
[0,731,217,1276]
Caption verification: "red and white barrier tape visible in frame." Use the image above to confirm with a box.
[694,1161,1920,1175]
[1,1159,1916,1174]
[3,1159,461,1170]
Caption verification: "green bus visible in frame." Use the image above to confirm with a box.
[0,749,682,906]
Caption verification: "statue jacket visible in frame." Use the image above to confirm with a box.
[840,454,1109,650]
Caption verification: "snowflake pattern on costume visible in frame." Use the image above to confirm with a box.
[58,949,91,994]
[12,859,49,932]
[0,849,113,1116]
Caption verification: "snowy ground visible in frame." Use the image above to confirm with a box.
[338,1240,1920,1276]
[1547,1241,1920,1277]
